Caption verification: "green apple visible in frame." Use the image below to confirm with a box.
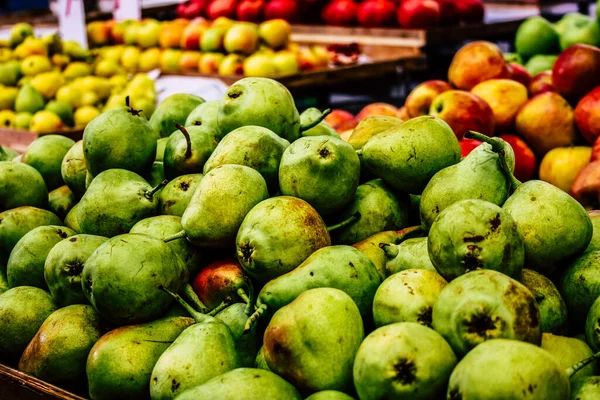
[515,16,559,58]
[14,111,33,130]
[45,100,74,127]
[558,16,600,50]
[201,27,227,52]
[503,52,523,65]
[555,13,590,35]
[137,19,161,49]
[525,54,558,75]
[272,50,299,75]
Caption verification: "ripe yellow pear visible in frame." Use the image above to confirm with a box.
[56,85,83,108]
[63,62,92,80]
[31,71,65,99]
[74,105,101,129]
[21,55,52,76]
[0,86,19,110]
[29,110,64,133]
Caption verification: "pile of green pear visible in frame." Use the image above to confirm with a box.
[1,76,600,400]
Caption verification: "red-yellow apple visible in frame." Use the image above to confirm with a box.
[540,146,592,192]
[396,106,410,120]
[471,79,528,131]
[199,53,225,74]
[325,109,354,129]
[575,86,600,144]
[180,21,208,51]
[218,54,244,75]
[159,22,185,49]
[258,19,291,49]
[429,90,495,139]
[224,24,259,55]
[237,0,265,22]
[553,44,600,102]
[356,103,398,121]
[498,134,537,181]
[571,160,600,208]
[180,51,202,72]
[405,80,452,118]
[509,63,532,87]
[528,71,555,96]
[448,41,511,90]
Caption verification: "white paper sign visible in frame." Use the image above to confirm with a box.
[154,74,229,103]
[57,0,88,48]
[114,0,142,21]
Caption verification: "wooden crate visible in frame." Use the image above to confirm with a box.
[0,128,83,153]
[0,364,85,400]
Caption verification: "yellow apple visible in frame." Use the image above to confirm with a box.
[243,54,277,77]
[540,146,592,192]
[139,48,162,71]
[74,105,101,129]
[120,46,141,72]
[21,55,52,76]
[471,79,528,131]
[30,110,64,133]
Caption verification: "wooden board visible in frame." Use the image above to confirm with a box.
[0,364,85,400]
[0,128,83,153]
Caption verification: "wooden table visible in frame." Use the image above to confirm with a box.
[0,365,85,400]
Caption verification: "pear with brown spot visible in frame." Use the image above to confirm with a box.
[158,174,203,217]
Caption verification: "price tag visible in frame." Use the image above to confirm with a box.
[114,0,142,21]
[57,0,88,48]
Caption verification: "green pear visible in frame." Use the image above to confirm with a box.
[182,164,268,248]
[570,376,600,400]
[236,196,331,283]
[0,145,19,161]
[0,268,8,295]
[373,269,447,328]
[48,185,76,219]
[254,346,270,370]
[14,111,32,130]
[585,210,600,253]
[586,295,600,351]
[384,237,436,276]
[147,160,165,186]
[306,391,356,400]
[61,140,87,197]
[0,286,57,362]
[155,137,169,162]
[353,322,457,400]
[279,136,360,215]
[300,108,338,137]
[158,174,203,217]
[503,180,592,274]
[348,115,403,150]
[0,206,61,264]
[77,169,164,237]
[203,125,290,192]
[420,139,515,228]
[0,161,48,211]
[184,99,222,137]
[150,290,239,400]
[163,124,219,179]
[217,77,301,142]
[264,288,364,393]
[215,303,261,368]
[64,203,81,232]
[446,339,569,400]
[149,93,205,138]
[428,199,525,281]
[175,368,302,400]
[432,269,542,357]
[541,333,596,380]
[0,86,18,110]
[560,251,600,331]
[130,215,202,276]
[45,99,74,127]
[362,116,461,194]
[15,83,45,113]
[18,304,109,387]
[0,61,21,87]
[330,179,409,244]
[83,104,159,176]
[86,316,194,400]
[519,269,568,334]
[81,233,188,325]
[9,22,34,48]
[7,225,76,289]
[23,134,75,190]
[44,234,108,307]
[246,245,380,331]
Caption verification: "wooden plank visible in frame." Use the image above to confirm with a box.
[0,364,85,400]
[0,129,83,154]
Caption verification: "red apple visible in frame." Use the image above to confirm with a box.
[397,0,441,29]
[192,258,250,310]
[528,71,555,96]
[356,103,398,120]
[322,0,358,26]
[498,134,537,181]
[177,0,211,18]
[405,79,452,118]
[593,136,600,162]
[460,138,482,157]
[571,160,600,208]
[236,0,264,22]
[357,0,396,28]
[575,86,600,144]
[553,44,600,102]
[264,0,300,22]
[448,41,511,90]
[206,0,238,20]
[180,21,207,50]
[326,109,355,129]
[509,63,532,88]
[435,0,460,26]
[429,90,495,140]
[335,119,360,133]
[456,0,484,24]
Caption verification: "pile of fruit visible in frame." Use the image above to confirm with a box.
[0,75,599,399]
[513,9,600,75]
[88,18,332,76]
[0,23,157,133]
[175,0,485,29]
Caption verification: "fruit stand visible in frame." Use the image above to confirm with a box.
[3,0,600,399]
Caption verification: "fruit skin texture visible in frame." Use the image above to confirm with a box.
[236,196,330,283]
[362,116,461,194]
[448,41,511,90]
[586,295,600,351]
[81,234,188,326]
[575,86,600,144]
[405,80,452,118]
[158,174,203,217]
[373,269,447,328]
[552,44,600,102]
[83,106,160,177]
[432,270,542,357]
[570,376,600,400]
[446,339,569,400]
[353,322,457,400]
[429,90,495,139]
[61,140,87,198]
[86,316,194,400]
[471,79,528,131]
[539,146,591,192]
[541,333,596,380]
[0,161,48,211]
[428,199,525,281]
[515,92,579,155]
[264,288,364,394]
[0,286,58,362]
[279,136,360,216]
[175,368,303,400]
[150,93,205,138]
[559,251,600,330]
[519,269,568,334]
[18,304,109,386]
[305,391,355,400]
[22,135,75,190]
[385,237,437,276]
[503,180,592,275]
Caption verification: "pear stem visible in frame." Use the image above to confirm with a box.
[244,304,267,334]
[327,211,361,232]
[208,296,233,316]
[160,286,215,324]
[174,121,193,159]
[183,284,209,314]
[355,149,363,156]
[146,179,168,200]
[464,131,522,191]
[300,108,332,132]
[380,243,399,259]
[163,230,187,243]
[237,288,250,304]
[244,276,255,316]
[567,351,600,378]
